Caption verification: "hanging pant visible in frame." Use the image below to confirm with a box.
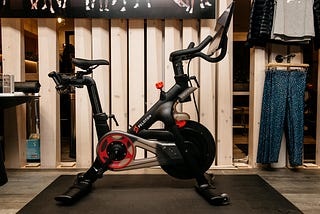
[257,69,306,166]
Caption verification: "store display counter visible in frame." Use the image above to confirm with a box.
[0,93,39,186]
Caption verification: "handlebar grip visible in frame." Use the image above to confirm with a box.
[199,35,228,63]
[48,71,61,85]
[170,35,213,61]
[48,71,65,90]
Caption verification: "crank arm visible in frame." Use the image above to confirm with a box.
[104,131,184,171]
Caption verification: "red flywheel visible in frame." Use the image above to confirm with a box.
[97,133,135,170]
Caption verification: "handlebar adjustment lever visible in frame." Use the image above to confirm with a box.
[108,114,119,127]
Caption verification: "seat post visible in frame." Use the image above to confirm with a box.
[82,76,110,139]
[82,76,103,115]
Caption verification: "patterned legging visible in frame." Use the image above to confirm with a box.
[257,69,306,166]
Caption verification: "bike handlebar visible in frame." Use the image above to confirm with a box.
[195,35,228,63]
[169,35,213,61]
[169,34,228,64]
[48,71,83,92]
[48,57,110,91]
[170,2,234,64]
[49,32,228,90]
[49,33,228,90]
[48,71,65,90]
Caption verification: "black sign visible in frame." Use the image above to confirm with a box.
[0,0,215,19]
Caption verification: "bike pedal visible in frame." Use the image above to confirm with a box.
[195,184,230,206]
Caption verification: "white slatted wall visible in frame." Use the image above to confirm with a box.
[70,18,234,168]
[1,0,235,169]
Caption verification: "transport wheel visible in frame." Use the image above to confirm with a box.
[161,120,216,179]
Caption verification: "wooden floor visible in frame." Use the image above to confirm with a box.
[0,168,320,214]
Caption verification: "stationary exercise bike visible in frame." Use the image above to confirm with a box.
[49,2,235,206]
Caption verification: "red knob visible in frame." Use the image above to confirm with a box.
[155,82,164,89]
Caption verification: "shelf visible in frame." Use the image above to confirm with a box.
[233,91,249,96]
[0,93,39,109]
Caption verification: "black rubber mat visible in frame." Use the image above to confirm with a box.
[18,174,302,214]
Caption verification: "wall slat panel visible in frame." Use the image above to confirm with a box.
[317,52,320,165]
[128,19,145,159]
[216,0,234,166]
[92,19,110,159]
[199,19,217,166]
[199,20,216,138]
[248,47,266,167]
[110,19,128,130]
[74,19,93,167]
[38,19,60,168]
[146,20,163,129]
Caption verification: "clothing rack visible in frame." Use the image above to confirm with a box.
[266,62,309,68]
[267,53,310,69]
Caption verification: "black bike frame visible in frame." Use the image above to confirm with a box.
[74,58,202,182]
[51,3,235,204]
[77,60,190,141]
[129,74,189,135]
[57,7,232,181]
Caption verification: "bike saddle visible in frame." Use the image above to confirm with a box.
[72,58,109,71]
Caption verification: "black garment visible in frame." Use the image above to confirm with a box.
[246,0,275,47]
[313,0,320,49]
